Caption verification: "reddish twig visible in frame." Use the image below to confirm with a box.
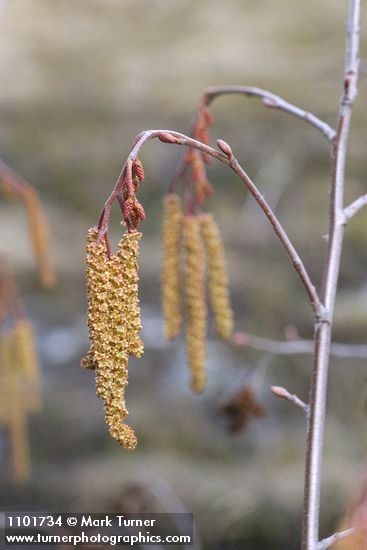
[98,131,322,315]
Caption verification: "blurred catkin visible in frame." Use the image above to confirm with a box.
[200,213,233,340]
[23,187,55,288]
[0,330,30,482]
[13,320,41,412]
[84,228,143,450]
[161,194,183,340]
[183,216,207,393]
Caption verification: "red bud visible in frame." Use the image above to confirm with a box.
[159,132,181,144]
[217,139,234,159]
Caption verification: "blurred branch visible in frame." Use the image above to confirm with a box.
[203,86,336,143]
[344,193,367,222]
[233,331,367,359]
[318,528,355,550]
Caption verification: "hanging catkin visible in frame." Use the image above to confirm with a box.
[200,213,234,340]
[13,320,41,412]
[83,228,143,450]
[0,330,30,482]
[23,187,55,289]
[161,194,183,340]
[118,231,144,358]
[183,216,207,393]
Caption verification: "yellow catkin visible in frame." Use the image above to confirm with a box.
[23,187,55,289]
[84,228,110,376]
[161,194,183,340]
[200,213,234,340]
[183,216,207,393]
[84,228,143,450]
[13,320,41,412]
[0,330,30,482]
[118,231,144,358]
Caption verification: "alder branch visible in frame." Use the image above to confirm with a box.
[98,130,322,315]
[317,528,355,550]
[344,193,367,222]
[233,331,367,359]
[202,85,336,143]
[302,2,362,549]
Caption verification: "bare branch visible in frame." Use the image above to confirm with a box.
[318,528,355,550]
[271,386,309,415]
[203,85,336,143]
[98,130,322,315]
[344,193,367,222]
[302,2,362,549]
[233,331,367,359]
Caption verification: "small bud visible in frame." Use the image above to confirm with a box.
[271,386,289,399]
[216,139,234,160]
[262,97,277,108]
[159,132,181,144]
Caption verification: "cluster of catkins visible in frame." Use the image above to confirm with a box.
[0,320,41,482]
[161,193,234,393]
[82,228,143,450]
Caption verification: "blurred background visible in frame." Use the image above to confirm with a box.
[0,0,367,548]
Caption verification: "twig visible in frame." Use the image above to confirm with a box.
[203,85,336,143]
[271,386,309,415]
[317,528,355,550]
[233,331,367,359]
[344,193,367,222]
[98,131,322,315]
[302,2,362,549]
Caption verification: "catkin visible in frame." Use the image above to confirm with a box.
[183,216,207,393]
[13,320,41,412]
[84,228,143,450]
[23,187,55,289]
[0,332,13,425]
[118,232,144,358]
[200,213,234,340]
[161,194,183,340]
[0,330,30,482]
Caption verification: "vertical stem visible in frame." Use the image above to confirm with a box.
[302,2,361,549]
